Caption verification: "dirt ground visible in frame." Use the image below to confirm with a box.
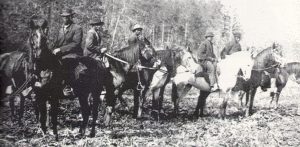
[0,80,300,147]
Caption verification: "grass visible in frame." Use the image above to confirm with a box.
[1,81,300,146]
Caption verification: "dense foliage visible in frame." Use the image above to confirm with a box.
[1,0,239,56]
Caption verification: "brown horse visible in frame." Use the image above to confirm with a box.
[263,62,300,108]
[234,46,283,116]
[0,16,47,124]
[26,18,112,140]
[103,43,157,125]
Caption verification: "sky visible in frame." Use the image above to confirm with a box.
[220,0,300,48]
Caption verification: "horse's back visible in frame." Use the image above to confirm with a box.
[0,51,26,77]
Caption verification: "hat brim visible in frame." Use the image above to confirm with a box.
[132,28,143,32]
[90,22,104,25]
[60,13,75,17]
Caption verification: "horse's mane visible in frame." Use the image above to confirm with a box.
[284,62,300,75]
[111,44,140,65]
[254,47,272,60]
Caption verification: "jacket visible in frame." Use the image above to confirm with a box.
[84,28,103,58]
[220,40,241,59]
[198,39,216,61]
[51,23,83,59]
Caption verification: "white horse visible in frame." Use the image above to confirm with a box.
[172,51,254,118]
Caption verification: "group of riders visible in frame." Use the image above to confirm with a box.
[49,8,244,96]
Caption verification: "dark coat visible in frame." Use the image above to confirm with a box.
[198,39,216,61]
[84,29,103,58]
[220,40,241,59]
[128,34,151,48]
[51,23,83,59]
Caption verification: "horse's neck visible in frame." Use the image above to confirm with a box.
[113,45,140,64]
[285,63,300,76]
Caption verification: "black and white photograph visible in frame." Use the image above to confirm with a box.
[0,0,300,146]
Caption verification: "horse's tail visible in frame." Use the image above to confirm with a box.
[0,52,11,72]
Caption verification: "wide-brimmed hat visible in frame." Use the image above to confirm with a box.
[233,32,241,37]
[132,24,143,32]
[205,32,214,37]
[89,18,104,25]
[60,8,75,17]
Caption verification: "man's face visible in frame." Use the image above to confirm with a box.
[207,36,213,41]
[235,36,241,42]
[62,16,72,25]
[134,28,142,36]
[94,24,103,32]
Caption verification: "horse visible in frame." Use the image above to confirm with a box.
[170,51,254,119]
[146,46,203,120]
[260,62,300,108]
[102,43,157,125]
[234,46,283,116]
[0,16,46,124]
[29,18,111,140]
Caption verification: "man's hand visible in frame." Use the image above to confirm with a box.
[53,48,61,55]
[100,48,108,54]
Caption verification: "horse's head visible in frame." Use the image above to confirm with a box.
[255,45,283,72]
[173,46,200,74]
[140,45,155,61]
[28,16,48,59]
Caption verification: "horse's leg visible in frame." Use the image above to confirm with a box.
[9,95,15,121]
[90,88,102,137]
[219,90,230,119]
[133,89,141,118]
[171,82,179,115]
[197,90,210,118]
[246,88,257,116]
[49,95,59,141]
[36,91,47,134]
[275,87,283,109]
[103,71,116,127]
[18,95,25,126]
[78,91,90,136]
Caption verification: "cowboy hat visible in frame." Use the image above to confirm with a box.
[205,31,214,37]
[89,18,104,25]
[233,32,241,37]
[132,24,143,32]
[60,8,75,17]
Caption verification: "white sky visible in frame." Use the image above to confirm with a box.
[220,0,300,48]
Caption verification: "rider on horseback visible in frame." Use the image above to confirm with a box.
[51,8,83,96]
[197,31,219,92]
[220,32,242,59]
[84,18,109,66]
[128,24,158,67]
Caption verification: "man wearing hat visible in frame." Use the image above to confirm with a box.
[127,24,157,66]
[220,32,242,59]
[128,24,151,47]
[84,18,108,58]
[51,8,83,95]
[197,31,219,91]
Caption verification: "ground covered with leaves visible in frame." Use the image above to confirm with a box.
[1,81,300,146]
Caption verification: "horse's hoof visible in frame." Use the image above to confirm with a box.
[79,128,86,136]
[90,130,96,137]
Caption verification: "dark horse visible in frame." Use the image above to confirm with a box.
[234,46,283,116]
[103,43,157,125]
[0,17,45,124]
[28,18,111,140]
[260,62,300,108]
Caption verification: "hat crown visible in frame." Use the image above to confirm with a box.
[205,32,214,37]
[132,24,143,31]
[233,32,241,37]
[61,8,75,16]
[89,18,104,25]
